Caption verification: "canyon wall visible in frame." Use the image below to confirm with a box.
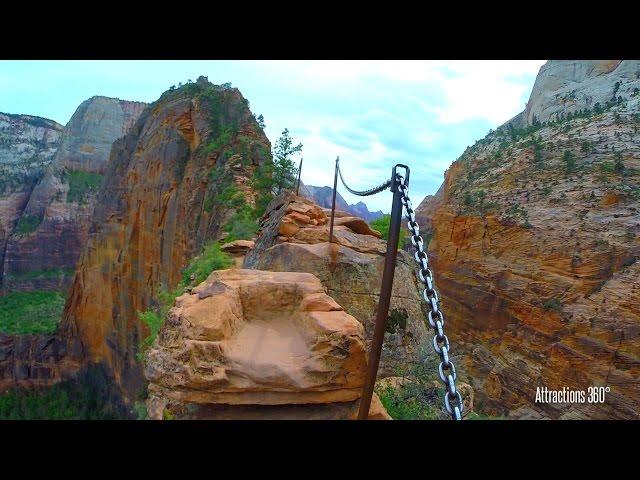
[61,80,271,398]
[0,113,63,292]
[2,97,146,292]
[417,60,640,419]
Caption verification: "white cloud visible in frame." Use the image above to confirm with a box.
[1,60,547,213]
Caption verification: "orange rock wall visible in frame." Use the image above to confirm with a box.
[61,84,271,398]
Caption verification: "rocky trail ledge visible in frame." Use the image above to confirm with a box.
[143,192,466,419]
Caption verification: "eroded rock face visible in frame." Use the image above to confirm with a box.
[0,333,83,391]
[61,82,271,399]
[416,60,640,419]
[2,97,147,292]
[515,60,640,126]
[245,192,430,378]
[145,269,390,419]
[0,113,63,292]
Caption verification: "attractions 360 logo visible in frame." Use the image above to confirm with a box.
[535,386,611,404]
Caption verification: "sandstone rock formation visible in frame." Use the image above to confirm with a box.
[513,60,640,127]
[145,268,389,419]
[245,192,431,378]
[0,332,82,391]
[416,60,640,419]
[2,97,146,292]
[61,81,271,398]
[220,239,254,267]
[0,113,63,292]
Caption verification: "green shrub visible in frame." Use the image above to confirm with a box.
[542,298,563,312]
[614,152,625,174]
[14,214,41,236]
[600,162,615,174]
[224,204,258,242]
[378,385,443,420]
[181,242,233,288]
[563,150,576,173]
[64,170,103,204]
[369,214,408,247]
[386,308,408,334]
[0,291,65,335]
[137,310,164,358]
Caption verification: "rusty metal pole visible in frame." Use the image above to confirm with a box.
[329,156,339,244]
[358,169,403,419]
[296,158,303,195]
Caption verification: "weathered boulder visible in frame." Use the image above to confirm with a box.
[220,239,254,267]
[245,192,430,378]
[145,268,390,420]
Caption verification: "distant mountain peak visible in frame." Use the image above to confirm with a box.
[299,182,384,222]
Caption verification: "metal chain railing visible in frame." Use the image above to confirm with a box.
[396,174,464,420]
[337,159,392,197]
[326,158,464,420]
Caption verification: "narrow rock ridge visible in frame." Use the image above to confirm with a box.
[245,191,433,378]
[61,81,271,399]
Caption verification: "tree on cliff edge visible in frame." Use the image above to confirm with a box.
[272,128,303,193]
[251,128,303,216]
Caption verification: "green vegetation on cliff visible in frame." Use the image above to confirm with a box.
[251,128,302,216]
[369,214,408,247]
[14,214,41,236]
[180,242,233,287]
[63,169,104,204]
[0,291,65,335]
[6,267,74,282]
[223,204,259,242]
[378,384,443,420]
[137,242,233,360]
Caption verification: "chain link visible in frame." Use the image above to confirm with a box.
[337,162,392,196]
[397,174,464,420]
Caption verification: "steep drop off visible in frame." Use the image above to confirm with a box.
[417,60,640,419]
[61,79,271,398]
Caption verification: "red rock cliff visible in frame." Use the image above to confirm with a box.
[60,81,271,397]
[417,60,640,419]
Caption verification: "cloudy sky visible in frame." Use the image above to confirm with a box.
[0,60,545,211]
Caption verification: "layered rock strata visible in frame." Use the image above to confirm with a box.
[416,60,640,419]
[2,97,146,292]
